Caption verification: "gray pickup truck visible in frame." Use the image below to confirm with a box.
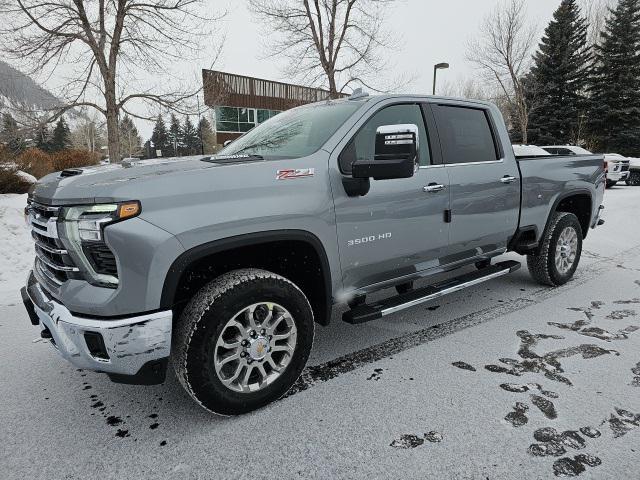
[22,93,606,414]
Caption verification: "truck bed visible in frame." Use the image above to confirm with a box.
[516,154,605,238]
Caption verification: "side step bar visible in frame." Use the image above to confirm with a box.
[343,260,521,324]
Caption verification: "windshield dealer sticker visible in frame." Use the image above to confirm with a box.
[276,168,315,180]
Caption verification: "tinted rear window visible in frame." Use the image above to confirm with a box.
[433,105,499,164]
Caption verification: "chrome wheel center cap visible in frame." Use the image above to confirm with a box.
[248,336,270,360]
[560,244,571,257]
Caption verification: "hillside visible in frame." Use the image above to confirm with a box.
[0,60,62,115]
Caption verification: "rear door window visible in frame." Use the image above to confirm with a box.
[432,105,499,164]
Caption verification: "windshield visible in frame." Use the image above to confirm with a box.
[217,101,362,159]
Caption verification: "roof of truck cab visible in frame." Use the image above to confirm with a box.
[307,94,495,109]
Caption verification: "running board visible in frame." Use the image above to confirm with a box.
[342,260,521,324]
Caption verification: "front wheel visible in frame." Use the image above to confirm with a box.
[627,171,640,186]
[606,180,617,188]
[173,268,314,415]
[527,212,583,286]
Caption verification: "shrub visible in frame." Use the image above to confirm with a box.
[16,148,53,179]
[51,149,100,171]
[0,167,31,194]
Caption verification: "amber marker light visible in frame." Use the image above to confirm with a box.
[118,201,141,219]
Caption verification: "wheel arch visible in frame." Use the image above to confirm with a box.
[160,230,333,326]
[551,190,593,239]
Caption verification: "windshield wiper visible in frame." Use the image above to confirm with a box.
[202,154,265,164]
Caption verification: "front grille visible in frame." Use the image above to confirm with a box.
[28,202,79,286]
[83,243,118,276]
[621,164,630,172]
[28,200,119,286]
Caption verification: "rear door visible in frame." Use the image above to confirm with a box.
[431,102,520,258]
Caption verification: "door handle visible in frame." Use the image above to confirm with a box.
[423,183,445,193]
[500,175,517,184]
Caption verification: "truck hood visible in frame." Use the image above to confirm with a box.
[30,155,262,205]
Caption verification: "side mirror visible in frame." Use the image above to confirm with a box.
[352,124,418,180]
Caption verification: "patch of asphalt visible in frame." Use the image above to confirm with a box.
[284,245,640,399]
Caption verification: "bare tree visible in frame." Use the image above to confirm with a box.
[248,0,406,95]
[580,0,615,46]
[466,0,537,143]
[0,1,222,161]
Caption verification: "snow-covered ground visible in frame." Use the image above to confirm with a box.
[0,194,31,304]
[1,186,639,479]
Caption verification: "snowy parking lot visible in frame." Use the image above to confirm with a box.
[1,186,639,479]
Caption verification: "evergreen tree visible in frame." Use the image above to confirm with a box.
[181,116,199,155]
[198,117,216,154]
[167,114,182,157]
[119,115,142,158]
[49,116,71,152]
[1,113,26,154]
[587,0,640,155]
[527,0,592,145]
[34,122,51,152]
[150,115,169,157]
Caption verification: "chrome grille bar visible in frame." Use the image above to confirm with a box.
[35,248,79,272]
[34,239,68,255]
[35,258,64,286]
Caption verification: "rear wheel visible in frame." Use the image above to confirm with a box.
[527,212,582,286]
[173,268,314,415]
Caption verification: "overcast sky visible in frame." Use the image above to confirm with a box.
[26,0,569,138]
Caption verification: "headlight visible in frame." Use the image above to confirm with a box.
[59,201,141,287]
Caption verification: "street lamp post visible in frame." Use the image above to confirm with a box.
[432,62,450,95]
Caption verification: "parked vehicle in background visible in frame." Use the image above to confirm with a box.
[541,147,630,188]
[603,153,630,188]
[626,157,640,186]
[540,145,593,156]
[21,94,605,415]
[512,145,551,157]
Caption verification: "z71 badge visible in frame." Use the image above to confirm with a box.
[276,168,315,180]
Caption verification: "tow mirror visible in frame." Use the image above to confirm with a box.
[352,124,418,180]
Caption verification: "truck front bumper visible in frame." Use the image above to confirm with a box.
[22,272,172,384]
[607,171,630,182]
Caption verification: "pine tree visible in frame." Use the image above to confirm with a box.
[49,116,71,152]
[34,122,51,152]
[150,115,168,157]
[119,115,142,158]
[527,0,592,145]
[1,113,26,154]
[167,114,182,157]
[181,116,199,155]
[588,0,640,155]
[198,117,216,154]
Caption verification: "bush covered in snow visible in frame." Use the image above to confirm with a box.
[0,167,32,194]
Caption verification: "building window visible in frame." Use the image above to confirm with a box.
[215,106,281,133]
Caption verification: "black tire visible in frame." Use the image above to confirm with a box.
[173,268,314,415]
[527,212,583,287]
[628,171,640,186]
[606,180,617,188]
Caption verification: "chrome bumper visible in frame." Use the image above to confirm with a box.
[23,273,172,377]
[608,171,629,181]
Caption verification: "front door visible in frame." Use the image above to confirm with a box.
[331,102,451,294]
